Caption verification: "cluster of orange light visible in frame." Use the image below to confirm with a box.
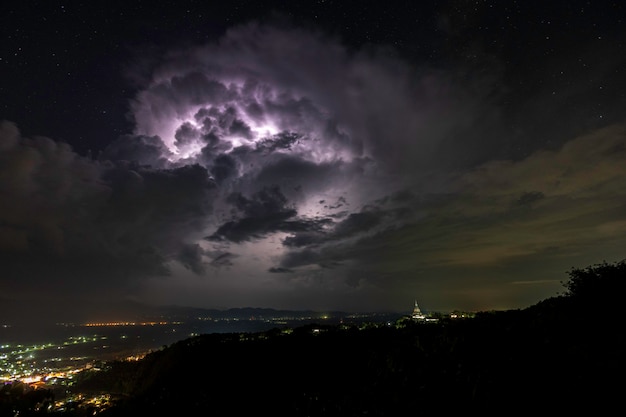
[83,321,169,327]
[124,353,148,361]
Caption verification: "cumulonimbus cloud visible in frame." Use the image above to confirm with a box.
[1,19,560,314]
[116,21,508,279]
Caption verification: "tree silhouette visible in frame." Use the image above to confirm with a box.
[562,259,626,306]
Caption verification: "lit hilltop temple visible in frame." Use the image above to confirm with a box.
[411,300,426,320]
[395,300,438,326]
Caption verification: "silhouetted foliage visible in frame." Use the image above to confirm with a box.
[0,382,54,416]
[562,259,626,304]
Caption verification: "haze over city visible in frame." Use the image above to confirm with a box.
[1,1,625,324]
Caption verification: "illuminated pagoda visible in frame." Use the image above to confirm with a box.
[411,300,426,321]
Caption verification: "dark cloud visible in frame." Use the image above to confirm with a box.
[229,185,292,218]
[254,155,341,196]
[208,251,238,268]
[99,134,172,168]
[178,243,207,274]
[280,200,412,253]
[279,248,323,270]
[282,231,325,248]
[332,211,384,239]
[515,191,545,207]
[268,267,293,273]
[324,196,348,210]
[0,122,217,306]
[276,203,414,274]
[279,217,333,233]
[255,131,304,153]
[208,186,297,242]
[209,154,239,184]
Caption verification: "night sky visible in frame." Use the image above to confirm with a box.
[1,0,625,323]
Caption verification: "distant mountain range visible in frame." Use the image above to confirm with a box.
[0,297,402,327]
[142,304,405,321]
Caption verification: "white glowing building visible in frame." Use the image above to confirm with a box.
[411,300,426,321]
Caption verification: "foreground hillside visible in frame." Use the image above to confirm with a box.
[5,261,626,416]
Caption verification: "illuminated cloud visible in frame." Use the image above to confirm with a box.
[116,22,506,279]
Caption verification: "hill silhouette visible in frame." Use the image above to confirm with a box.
[3,260,625,416]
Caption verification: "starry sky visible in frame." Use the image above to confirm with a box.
[1,0,625,322]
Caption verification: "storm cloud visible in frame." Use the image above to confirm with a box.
[0,121,216,300]
[2,16,625,317]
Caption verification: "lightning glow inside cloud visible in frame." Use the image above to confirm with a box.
[103,22,461,309]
